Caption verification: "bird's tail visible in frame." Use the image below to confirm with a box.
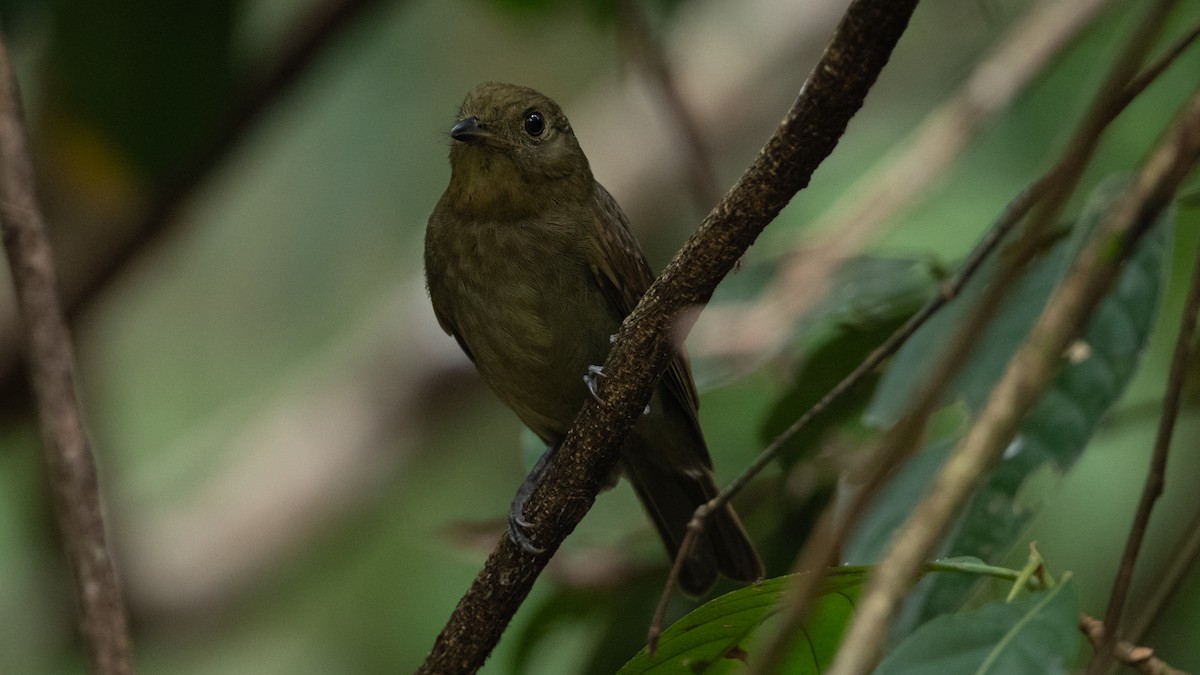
[622,452,763,596]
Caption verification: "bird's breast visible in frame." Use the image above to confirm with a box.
[430,217,612,436]
[443,222,566,355]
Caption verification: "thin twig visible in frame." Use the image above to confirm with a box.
[0,37,134,675]
[1085,222,1200,674]
[616,0,722,210]
[1011,0,1180,263]
[1081,614,1186,675]
[1125,506,1200,650]
[415,1,921,672]
[827,85,1200,675]
[1119,19,1200,108]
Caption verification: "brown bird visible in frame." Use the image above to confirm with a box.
[424,82,762,594]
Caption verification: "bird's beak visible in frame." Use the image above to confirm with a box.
[450,116,493,144]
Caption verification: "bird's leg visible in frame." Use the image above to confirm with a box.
[508,441,559,554]
[583,365,606,402]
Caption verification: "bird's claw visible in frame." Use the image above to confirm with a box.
[507,508,545,554]
[584,364,606,402]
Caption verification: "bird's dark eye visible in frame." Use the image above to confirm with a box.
[523,111,545,137]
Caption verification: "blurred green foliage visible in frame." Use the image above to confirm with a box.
[0,0,1199,673]
[46,0,237,181]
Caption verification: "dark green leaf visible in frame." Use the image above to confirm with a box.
[617,568,867,674]
[874,577,1080,675]
[618,560,1026,674]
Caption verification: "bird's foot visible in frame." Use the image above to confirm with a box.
[507,442,559,554]
[584,364,650,413]
[583,365,606,402]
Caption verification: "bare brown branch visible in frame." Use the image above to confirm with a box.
[414,1,921,672]
[0,36,133,675]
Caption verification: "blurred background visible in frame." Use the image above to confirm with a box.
[0,0,1198,673]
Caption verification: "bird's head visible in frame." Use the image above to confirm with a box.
[444,82,592,215]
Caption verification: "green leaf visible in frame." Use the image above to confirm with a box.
[618,560,1029,674]
[848,177,1172,623]
[617,568,867,674]
[874,576,1080,675]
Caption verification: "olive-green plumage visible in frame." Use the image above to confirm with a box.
[424,82,762,594]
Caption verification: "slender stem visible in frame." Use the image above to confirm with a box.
[755,3,1188,671]
[697,0,1113,363]
[724,3,1195,662]
[1126,506,1200,647]
[0,37,134,675]
[1119,19,1200,108]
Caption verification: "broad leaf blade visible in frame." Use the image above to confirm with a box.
[874,577,1080,675]
[619,560,1019,674]
[617,569,867,674]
